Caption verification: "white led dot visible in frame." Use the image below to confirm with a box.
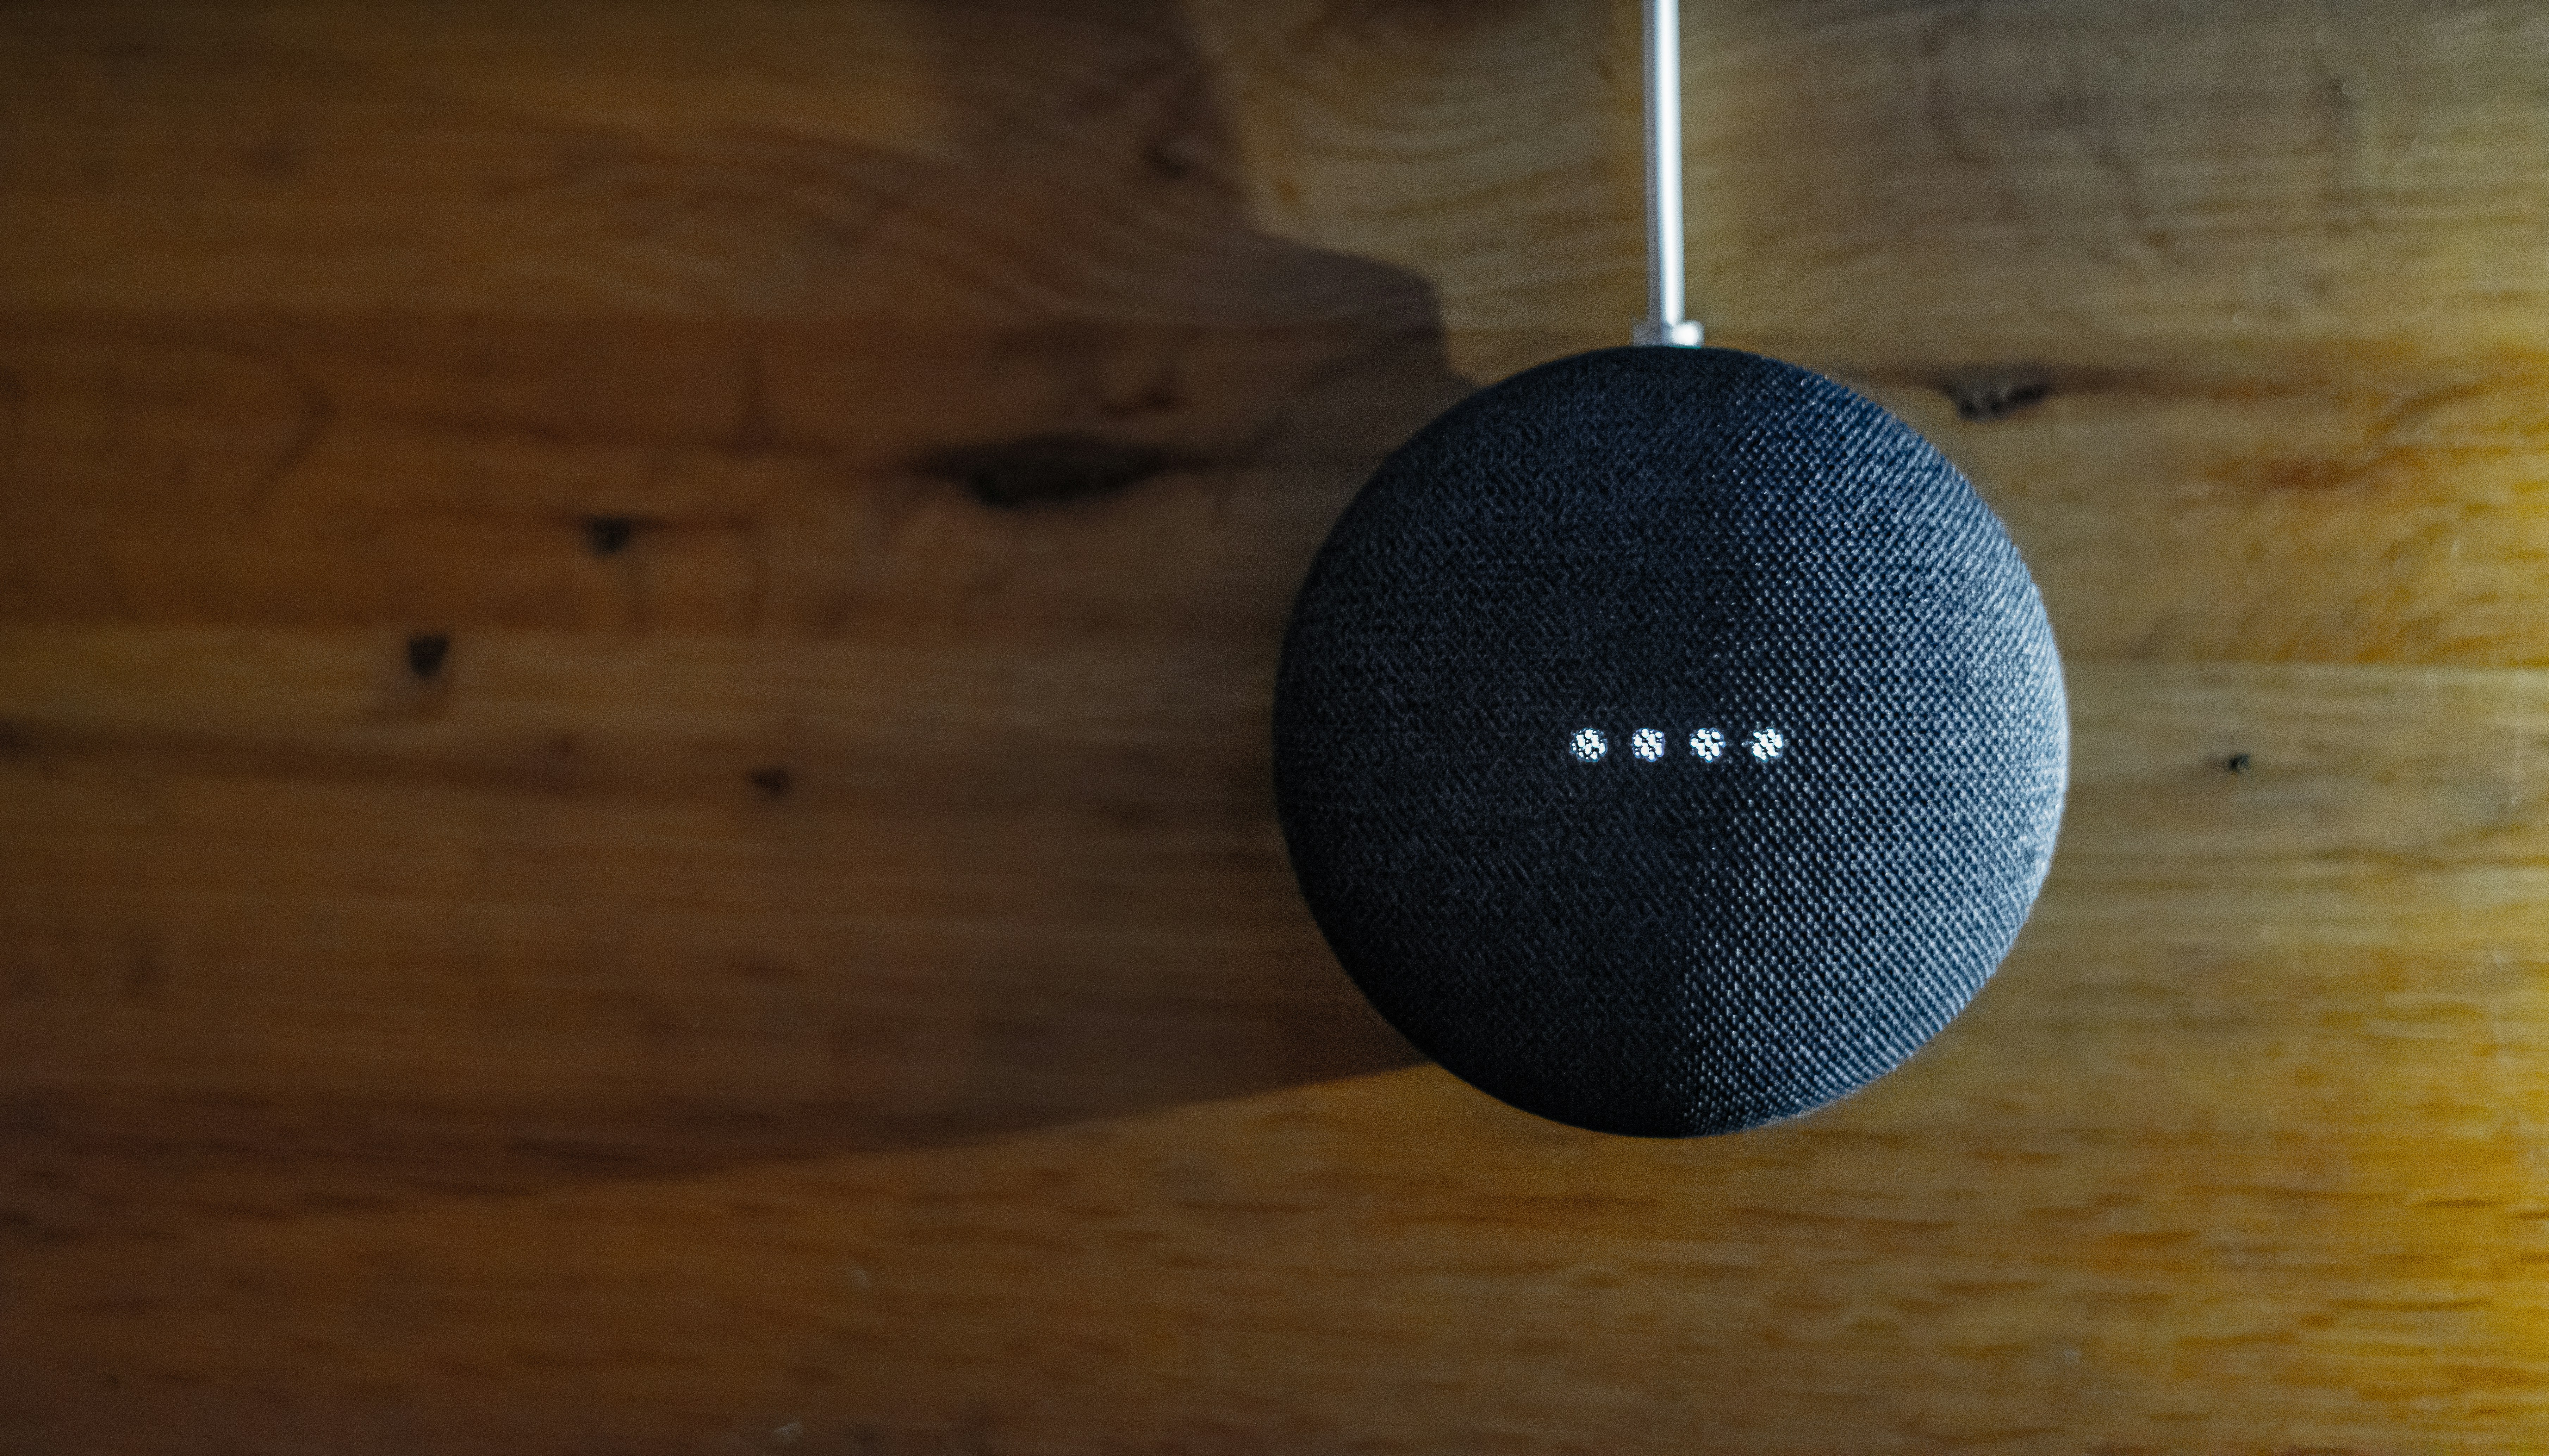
[1570,727,1608,763]
[1630,728,1666,762]
[1689,728,1725,761]
[1749,727,1787,762]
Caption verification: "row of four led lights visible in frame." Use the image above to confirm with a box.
[1571,727,1786,764]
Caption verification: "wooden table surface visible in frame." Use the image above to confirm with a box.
[3,1,2545,1450]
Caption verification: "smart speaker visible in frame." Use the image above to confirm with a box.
[1269,0,2067,1136]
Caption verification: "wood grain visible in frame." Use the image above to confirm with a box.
[2,0,2546,1451]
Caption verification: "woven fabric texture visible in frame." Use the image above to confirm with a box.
[1273,346,2068,1137]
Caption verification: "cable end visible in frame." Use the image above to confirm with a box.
[1632,319,1705,348]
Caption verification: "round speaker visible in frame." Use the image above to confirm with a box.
[1273,346,2068,1136]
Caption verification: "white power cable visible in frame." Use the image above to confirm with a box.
[1632,0,1704,347]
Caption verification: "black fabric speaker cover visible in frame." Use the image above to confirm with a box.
[1273,346,2067,1137]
